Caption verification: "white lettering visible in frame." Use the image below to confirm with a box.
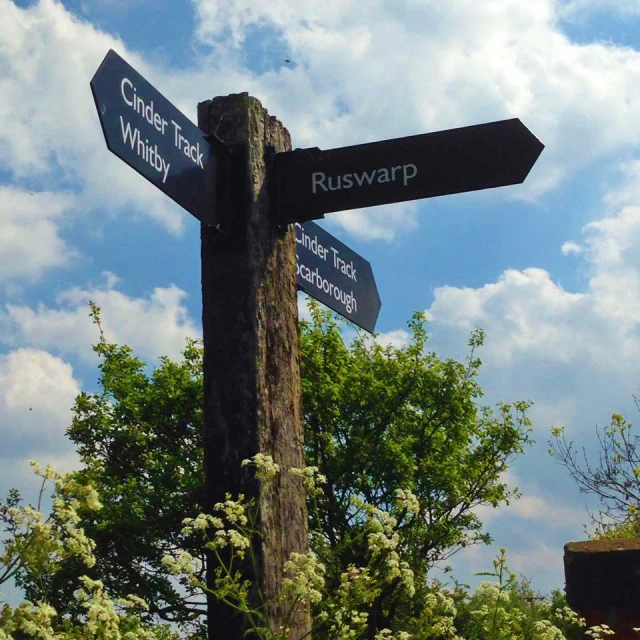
[296,223,328,260]
[331,248,357,282]
[353,169,377,187]
[310,163,418,195]
[312,172,327,194]
[121,78,168,134]
[120,115,137,148]
[403,163,417,186]
[121,77,133,106]
[196,143,204,169]
[170,121,204,169]
[119,116,170,183]
[171,120,182,147]
[296,262,358,314]
[328,175,341,191]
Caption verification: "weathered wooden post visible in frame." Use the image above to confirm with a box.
[565,538,640,638]
[91,49,544,639]
[197,94,311,639]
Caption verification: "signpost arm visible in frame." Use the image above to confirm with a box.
[197,94,311,639]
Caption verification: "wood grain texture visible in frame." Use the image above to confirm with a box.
[198,93,310,639]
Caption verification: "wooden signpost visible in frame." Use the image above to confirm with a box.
[91,49,544,639]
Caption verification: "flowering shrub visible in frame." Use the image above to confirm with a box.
[0,463,178,639]
[0,458,618,639]
[452,548,587,640]
[163,455,592,640]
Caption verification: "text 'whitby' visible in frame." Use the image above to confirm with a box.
[119,77,205,184]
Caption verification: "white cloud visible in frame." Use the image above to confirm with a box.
[325,202,419,243]
[191,0,640,210]
[468,469,582,531]
[508,494,585,529]
[604,161,640,211]
[0,349,81,608]
[3,273,200,363]
[426,185,640,372]
[529,398,578,433]
[506,542,562,578]
[417,160,640,593]
[0,0,191,233]
[0,349,80,457]
[4,0,640,245]
[427,267,608,367]
[561,241,582,255]
[0,186,76,282]
[375,329,411,350]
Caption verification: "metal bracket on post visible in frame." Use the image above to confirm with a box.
[202,133,228,236]
[205,134,248,239]
[271,147,327,225]
[267,145,288,233]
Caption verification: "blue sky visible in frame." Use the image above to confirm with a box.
[2,0,640,604]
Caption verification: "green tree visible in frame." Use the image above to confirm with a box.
[549,410,640,539]
[29,306,207,635]
[301,303,532,635]
[29,303,532,635]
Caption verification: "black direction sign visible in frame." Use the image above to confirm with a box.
[275,119,544,223]
[91,50,220,225]
[296,221,380,333]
